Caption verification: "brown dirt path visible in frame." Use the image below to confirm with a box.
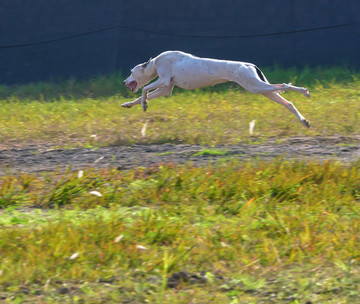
[1,136,360,174]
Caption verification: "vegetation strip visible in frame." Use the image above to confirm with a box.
[1,160,360,303]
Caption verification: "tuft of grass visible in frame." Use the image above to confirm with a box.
[193,148,229,156]
[0,160,360,302]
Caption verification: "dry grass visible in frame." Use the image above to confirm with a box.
[0,160,360,303]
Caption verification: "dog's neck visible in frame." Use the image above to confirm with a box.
[143,59,157,79]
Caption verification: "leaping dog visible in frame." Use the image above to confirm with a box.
[122,51,310,128]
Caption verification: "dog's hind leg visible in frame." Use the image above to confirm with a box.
[269,83,310,98]
[121,86,174,109]
[262,92,310,128]
[241,65,310,98]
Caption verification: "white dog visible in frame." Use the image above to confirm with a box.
[122,51,310,128]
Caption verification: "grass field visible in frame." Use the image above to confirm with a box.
[0,67,359,147]
[1,67,360,303]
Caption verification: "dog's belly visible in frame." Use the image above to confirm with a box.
[173,74,227,89]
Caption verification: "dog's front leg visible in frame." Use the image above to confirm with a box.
[141,86,155,112]
[122,87,174,109]
[141,78,170,112]
[141,90,149,112]
[121,97,141,108]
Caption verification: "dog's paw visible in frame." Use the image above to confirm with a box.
[303,89,310,98]
[121,102,133,108]
[141,101,148,112]
[302,119,310,128]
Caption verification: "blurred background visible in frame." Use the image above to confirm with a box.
[0,0,359,84]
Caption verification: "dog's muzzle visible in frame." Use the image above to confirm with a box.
[126,80,137,92]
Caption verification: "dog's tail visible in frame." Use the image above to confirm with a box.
[254,65,268,83]
[247,64,268,83]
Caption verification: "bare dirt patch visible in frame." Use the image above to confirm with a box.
[1,136,360,174]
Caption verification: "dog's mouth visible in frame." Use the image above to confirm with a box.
[127,81,137,92]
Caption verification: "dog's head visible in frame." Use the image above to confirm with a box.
[124,58,155,93]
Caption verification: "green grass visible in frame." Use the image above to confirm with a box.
[193,148,229,156]
[0,67,359,147]
[1,67,360,303]
[1,160,360,303]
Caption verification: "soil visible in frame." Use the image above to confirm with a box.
[1,135,360,174]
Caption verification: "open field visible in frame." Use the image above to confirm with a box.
[0,68,360,303]
[0,67,359,148]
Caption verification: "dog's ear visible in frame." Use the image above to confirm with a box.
[142,57,152,69]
